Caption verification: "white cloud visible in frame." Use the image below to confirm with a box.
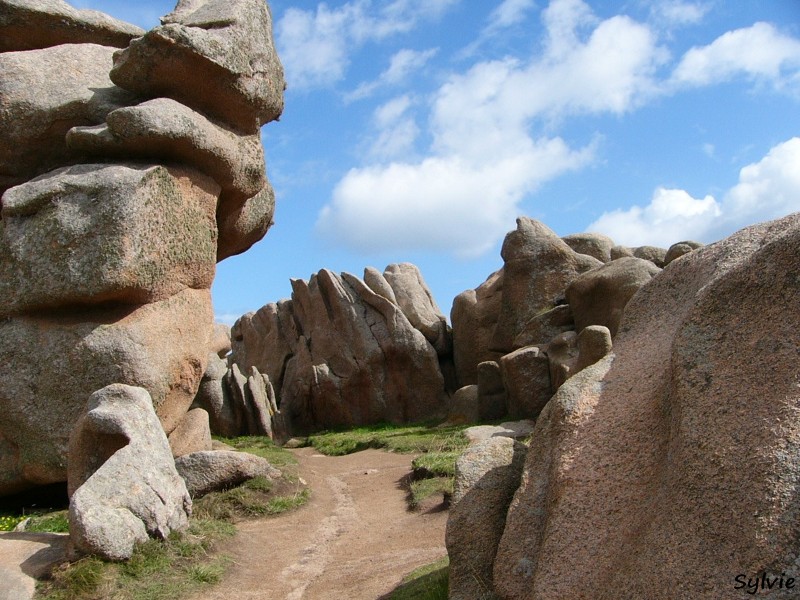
[588,188,721,247]
[318,0,667,256]
[487,0,537,31]
[318,138,594,257]
[671,22,800,91]
[277,1,457,90]
[367,96,420,159]
[587,138,800,247]
[650,1,709,26]
[347,48,438,101]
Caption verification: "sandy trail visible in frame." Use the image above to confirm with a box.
[194,447,448,600]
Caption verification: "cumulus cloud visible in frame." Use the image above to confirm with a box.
[670,22,800,91]
[277,0,457,90]
[487,0,537,31]
[587,138,800,247]
[318,138,594,257]
[318,0,667,256]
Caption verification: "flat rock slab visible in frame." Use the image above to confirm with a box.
[464,420,535,443]
[0,532,68,600]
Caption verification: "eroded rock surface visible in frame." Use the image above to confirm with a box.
[231,266,447,434]
[492,213,800,599]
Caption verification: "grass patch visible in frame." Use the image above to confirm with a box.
[411,452,461,479]
[409,478,453,510]
[26,510,70,533]
[0,514,26,531]
[308,423,469,456]
[388,556,449,600]
[35,436,306,600]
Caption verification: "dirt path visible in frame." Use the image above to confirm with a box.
[194,447,449,600]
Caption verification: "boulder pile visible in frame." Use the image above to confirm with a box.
[447,213,800,599]
[0,0,285,559]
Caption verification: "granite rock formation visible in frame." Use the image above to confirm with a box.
[231,265,448,434]
[486,213,800,599]
[0,0,284,502]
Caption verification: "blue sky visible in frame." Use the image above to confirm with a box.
[78,0,800,323]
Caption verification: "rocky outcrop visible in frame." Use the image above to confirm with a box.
[0,0,144,52]
[451,269,504,388]
[68,385,191,561]
[0,0,284,501]
[491,218,601,354]
[490,213,800,599]
[564,257,661,337]
[561,232,615,262]
[231,265,447,434]
[175,450,281,498]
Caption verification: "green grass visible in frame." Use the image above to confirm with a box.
[388,556,450,600]
[307,423,470,456]
[307,423,469,511]
[35,436,306,600]
[26,510,70,533]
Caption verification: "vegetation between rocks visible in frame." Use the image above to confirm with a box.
[387,555,450,600]
[307,423,470,509]
[34,437,306,600]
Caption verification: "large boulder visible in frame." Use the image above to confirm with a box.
[68,385,191,562]
[231,267,447,434]
[0,163,218,316]
[499,346,552,420]
[447,437,526,600]
[0,288,212,495]
[491,218,601,354]
[175,450,281,498]
[493,213,800,599]
[0,44,135,194]
[451,269,504,387]
[110,0,285,134]
[0,0,144,52]
[564,256,661,337]
[561,232,615,262]
[375,263,451,356]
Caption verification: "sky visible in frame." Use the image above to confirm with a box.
[77,0,800,323]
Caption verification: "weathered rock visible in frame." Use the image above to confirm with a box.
[217,183,275,260]
[380,263,451,355]
[175,450,280,498]
[0,44,135,194]
[447,385,479,425]
[68,385,191,561]
[664,240,704,265]
[574,325,612,373]
[632,244,667,267]
[232,268,446,434]
[67,98,267,205]
[287,270,446,432]
[192,353,239,437]
[564,256,661,337]
[499,347,552,420]
[463,421,535,445]
[451,269,504,387]
[0,288,212,495]
[561,232,615,262]
[610,244,634,260]
[544,331,577,392]
[491,218,601,354]
[511,304,574,349]
[447,437,526,600]
[493,213,800,600]
[110,0,285,133]
[246,367,274,438]
[168,408,213,458]
[210,323,232,358]
[0,0,144,52]
[0,164,218,317]
[477,361,506,422]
